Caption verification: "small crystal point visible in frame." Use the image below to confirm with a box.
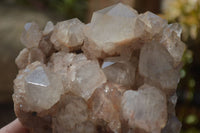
[43,21,54,35]
[50,18,85,51]
[21,22,42,48]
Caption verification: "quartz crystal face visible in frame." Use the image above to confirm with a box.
[50,18,85,51]
[121,84,167,133]
[13,3,185,133]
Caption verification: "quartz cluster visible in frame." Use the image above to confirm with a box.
[13,3,185,133]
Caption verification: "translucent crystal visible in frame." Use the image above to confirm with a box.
[15,48,29,69]
[13,3,185,133]
[28,48,46,64]
[14,62,63,112]
[43,21,54,36]
[161,24,185,65]
[91,3,138,23]
[21,22,42,48]
[139,41,180,91]
[139,11,168,35]
[48,52,106,100]
[103,57,137,88]
[83,4,144,58]
[50,18,85,50]
[39,35,55,57]
[121,84,167,132]
[88,83,125,132]
[70,60,107,100]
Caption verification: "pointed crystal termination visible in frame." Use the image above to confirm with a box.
[13,3,185,133]
[13,61,63,113]
[83,3,146,58]
[50,18,85,51]
[48,52,106,101]
[139,11,168,35]
[15,48,29,69]
[43,21,54,36]
[160,23,186,66]
[21,22,42,48]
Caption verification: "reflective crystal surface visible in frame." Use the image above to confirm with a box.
[13,3,185,133]
[13,62,63,113]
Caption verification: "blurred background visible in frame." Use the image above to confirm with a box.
[0,0,199,132]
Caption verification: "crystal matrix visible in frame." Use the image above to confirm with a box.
[13,3,185,133]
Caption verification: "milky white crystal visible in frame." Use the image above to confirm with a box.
[21,22,42,48]
[14,62,63,112]
[50,18,85,50]
[83,3,145,58]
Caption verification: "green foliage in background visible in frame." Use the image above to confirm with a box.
[49,0,88,21]
[164,0,200,41]
[16,0,88,22]
[163,0,200,132]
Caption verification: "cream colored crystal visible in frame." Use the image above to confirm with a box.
[28,48,46,64]
[83,3,144,58]
[50,18,85,50]
[53,94,89,133]
[121,84,167,133]
[88,83,125,132]
[21,22,42,48]
[43,21,54,36]
[139,11,168,35]
[161,23,185,65]
[48,52,106,100]
[13,61,63,112]
[139,41,180,91]
[13,3,185,133]
[15,48,29,69]
[103,57,137,88]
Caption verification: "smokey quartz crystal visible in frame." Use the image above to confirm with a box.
[13,3,185,133]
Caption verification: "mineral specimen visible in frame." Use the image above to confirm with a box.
[13,3,185,133]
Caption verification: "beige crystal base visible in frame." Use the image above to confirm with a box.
[13,3,185,133]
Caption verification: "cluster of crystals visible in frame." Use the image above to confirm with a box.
[13,3,185,133]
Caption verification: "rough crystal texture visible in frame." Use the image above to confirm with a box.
[88,83,125,132]
[139,41,180,93]
[13,3,185,133]
[52,93,92,133]
[48,52,106,100]
[50,18,85,51]
[121,84,167,133]
[102,57,137,88]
